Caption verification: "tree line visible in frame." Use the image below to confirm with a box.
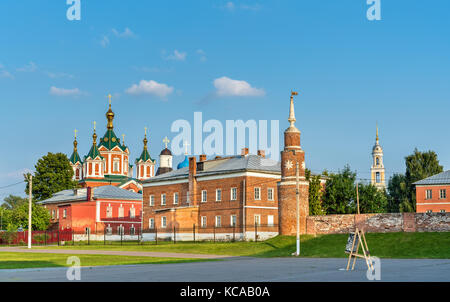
[307,148,443,215]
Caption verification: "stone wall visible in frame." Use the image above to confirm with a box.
[306,212,450,234]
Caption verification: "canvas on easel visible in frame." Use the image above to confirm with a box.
[345,182,374,271]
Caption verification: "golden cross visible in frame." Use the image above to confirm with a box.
[74,129,78,139]
[163,136,170,149]
[122,134,125,144]
[183,140,190,155]
[93,121,96,131]
[108,94,112,105]
[144,127,148,136]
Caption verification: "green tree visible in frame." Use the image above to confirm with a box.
[1,195,28,210]
[9,202,51,231]
[387,174,412,212]
[358,183,388,213]
[404,148,443,210]
[308,174,326,215]
[24,152,77,201]
[322,165,356,214]
[0,207,12,230]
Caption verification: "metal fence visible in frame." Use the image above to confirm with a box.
[0,224,279,246]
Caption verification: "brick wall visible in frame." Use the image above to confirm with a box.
[306,212,450,234]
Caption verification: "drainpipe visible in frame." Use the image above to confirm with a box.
[243,179,246,241]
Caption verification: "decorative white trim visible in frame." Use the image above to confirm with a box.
[417,202,450,205]
[244,205,278,210]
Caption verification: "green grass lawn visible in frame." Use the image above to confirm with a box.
[0,252,215,269]
[30,232,450,259]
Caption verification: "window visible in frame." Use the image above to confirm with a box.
[201,216,207,228]
[216,189,222,202]
[230,215,237,227]
[57,209,59,219]
[113,159,120,172]
[254,214,261,226]
[231,188,237,201]
[106,224,112,235]
[149,218,155,229]
[376,157,380,166]
[215,216,222,227]
[130,225,135,236]
[268,188,274,201]
[85,227,90,235]
[268,215,274,226]
[426,210,432,214]
[201,190,207,202]
[118,205,124,218]
[440,189,447,199]
[173,192,179,205]
[376,172,381,183]
[63,209,67,218]
[161,194,166,205]
[426,190,432,200]
[440,209,446,213]
[161,216,167,228]
[106,204,112,218]
[130,206,136,219]
[118,225,124,235]
[186,191,190,204]
[149,195,155,206]
[52,210,55,219]
[254,187,261,200]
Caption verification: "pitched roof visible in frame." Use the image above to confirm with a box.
[38,185,142,205]
[98,129,127,151]
[85,143,103,160]
[413,170,450,186]
[136,148,155,163]
[143,154,281,183]
[69,150,82,165]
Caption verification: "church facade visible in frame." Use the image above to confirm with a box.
[68,95,156,193]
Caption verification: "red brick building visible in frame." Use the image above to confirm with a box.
[38,185,143,238]
[141,91,309,240]
[414,171,450,213]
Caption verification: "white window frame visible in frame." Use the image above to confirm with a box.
[426,190,432,200]
[230,215,237,227]
[215,215,221,227]
[130,206,136,219]
[267,215,274,226]
[118,205,124,218]
[440,189,446,199]
[254,214,261,226]
[201,216,207,228]
[161,216,167,228]
[173,192,179,205]
[231,187,237,201]
[440,209,446,213]
[216,189,222,202]
[149,195,155,206]
[254,187,261,200]
[201,190,207,203]
[106,204,112,218]
[426,210,432,214]
[186,191,190,203]
[268,188,274,201]
[63,209,67,218]
[149,218,155,229]
[161,193,166,206]
[113,158,120,172]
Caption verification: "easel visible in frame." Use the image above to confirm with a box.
[345,181,374,271]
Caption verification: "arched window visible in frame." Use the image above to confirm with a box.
[376,172,381,183]
[376,157,380,166]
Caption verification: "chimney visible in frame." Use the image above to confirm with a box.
[189,157,198,205]
[189,156,197,176]
[199,154,207,162]
[87,187,94,201]
[241,148,249,156]
[257,150,266,158]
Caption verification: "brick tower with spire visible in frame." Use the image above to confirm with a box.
[278,91,309,235]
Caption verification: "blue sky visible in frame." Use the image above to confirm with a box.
[1,0,449,199]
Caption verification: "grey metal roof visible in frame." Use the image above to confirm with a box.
[143,155,281,183]
[38,185,142,205]
[413,170,450,186]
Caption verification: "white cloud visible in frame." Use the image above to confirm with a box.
[45,71,75,79]
[224,1,235,10]
[126,80,174,98]
[196,49,207,62]
[49,86,83,97]
[213,76,265,97]
[112,27,135,38]
[100,35,110,48]
[0,64,14,79]
[16,61,37,72]
[164,50,187,61]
